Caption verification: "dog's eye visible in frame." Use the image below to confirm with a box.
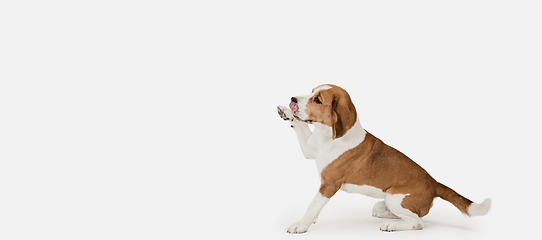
[314,96,322,104]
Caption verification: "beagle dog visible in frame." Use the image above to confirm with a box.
[277,84,491,233]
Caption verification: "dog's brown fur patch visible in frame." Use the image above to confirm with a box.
[319,132,473,217]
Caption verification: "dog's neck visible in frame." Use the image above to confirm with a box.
[311,117,367,176]
[312,117,366,143]
[342,118,367,144]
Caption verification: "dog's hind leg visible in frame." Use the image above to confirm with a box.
[372,200,400,219]
[380,194,423,232]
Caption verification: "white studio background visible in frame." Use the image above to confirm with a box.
[1,1,541,240]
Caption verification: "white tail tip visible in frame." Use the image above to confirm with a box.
[468,198,492,216]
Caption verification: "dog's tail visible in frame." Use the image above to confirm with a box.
[435,182,492,216]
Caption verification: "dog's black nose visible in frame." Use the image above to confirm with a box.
[291,97,298,103]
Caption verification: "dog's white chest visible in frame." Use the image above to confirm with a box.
[311,120,366,176]
[313,142,347,175]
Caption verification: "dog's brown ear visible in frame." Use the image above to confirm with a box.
[330,92,357,139]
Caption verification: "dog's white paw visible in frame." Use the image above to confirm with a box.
[287,221,311,234]
[380,221,397,232]
[380,220,422,232]
[277,106,294,121]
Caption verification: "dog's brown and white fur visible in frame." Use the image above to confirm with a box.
[277,84,491,233]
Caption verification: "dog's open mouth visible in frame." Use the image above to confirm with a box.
[289,101,299,114]
[289,101,312,123]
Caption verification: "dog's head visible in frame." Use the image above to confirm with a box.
[290,84,357,139]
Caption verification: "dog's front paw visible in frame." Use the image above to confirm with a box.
[277,106,294,121]
[287,221,311,234]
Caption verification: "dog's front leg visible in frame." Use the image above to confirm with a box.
[277,106,315,159]
[287,182,340,234]
[286,192,329,234]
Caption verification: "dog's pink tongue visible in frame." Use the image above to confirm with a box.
[289,101,299,113]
